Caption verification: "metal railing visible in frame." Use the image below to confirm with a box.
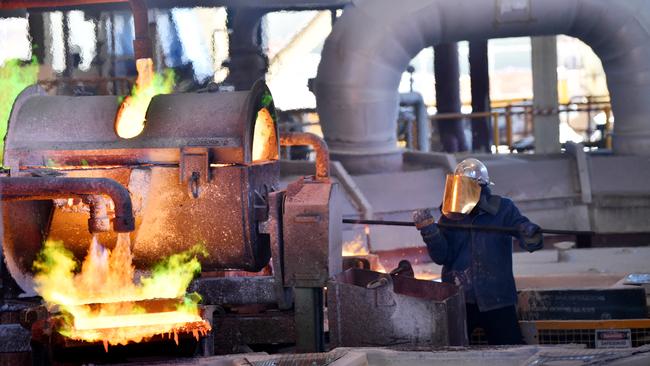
[428,98,613,153]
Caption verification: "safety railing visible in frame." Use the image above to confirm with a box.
[428,99,613,153]
[275,96,613,154]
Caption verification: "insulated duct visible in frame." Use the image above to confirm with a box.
[315,0,650,173]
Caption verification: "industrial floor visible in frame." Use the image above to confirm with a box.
[116,345,650,366]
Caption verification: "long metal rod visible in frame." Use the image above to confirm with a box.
[342,218,595,236]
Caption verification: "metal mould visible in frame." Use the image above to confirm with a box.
[328,268,468,348]
[4,81,277,169]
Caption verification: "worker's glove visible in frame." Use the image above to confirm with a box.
[517,222,543,252]
[413,209,436,230]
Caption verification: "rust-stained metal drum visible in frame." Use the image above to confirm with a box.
[2,81,280,295]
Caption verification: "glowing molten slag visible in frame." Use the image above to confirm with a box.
[114,58,175,139]
[252,107,279,162]
[32,235,210,349]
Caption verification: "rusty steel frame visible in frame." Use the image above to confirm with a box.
[0,0,351,11]
[0,177,135,232]
[0,0,152,61]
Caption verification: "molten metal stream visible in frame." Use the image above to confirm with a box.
[114,58,174,139]
[33,234,210,348]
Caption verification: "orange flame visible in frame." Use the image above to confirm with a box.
[114,58,175,139]
[342,235,387,273]
[33,235,210,347]
[413,270,441,281]
[252,107,279,162]
[342,235,369,257]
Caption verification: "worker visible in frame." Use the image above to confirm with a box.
[413,158,543,345]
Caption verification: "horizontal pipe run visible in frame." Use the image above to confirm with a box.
[0,177,135,232]
[280,132,330,180]
[342,218,596,236]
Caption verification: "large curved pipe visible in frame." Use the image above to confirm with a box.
[315,0,650,172]
[0,177,135,232]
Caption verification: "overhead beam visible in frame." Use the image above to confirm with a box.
[0,0,350,11]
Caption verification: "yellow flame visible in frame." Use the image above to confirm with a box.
[342,235,369,257]
[32,235,210,346]
[341,235,389,272]
[114,58,175,139]
[252,107,279,162]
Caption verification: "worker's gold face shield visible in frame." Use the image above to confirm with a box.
[441,174,481,220]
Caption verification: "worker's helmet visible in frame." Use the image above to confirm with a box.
[441,158,489,220]
[454,158,491,186]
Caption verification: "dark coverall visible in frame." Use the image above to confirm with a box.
[417,186,543,345]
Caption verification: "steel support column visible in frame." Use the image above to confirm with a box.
[294,287,324,353]
[469,40,491,153]
[531,36,561,153]
[434,43,467,153]
[27,11,46,63]
[224,8,268,90]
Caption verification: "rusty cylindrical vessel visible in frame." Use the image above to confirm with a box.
[2,81,280,295]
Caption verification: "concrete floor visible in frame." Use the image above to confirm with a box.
[122,345,650,366]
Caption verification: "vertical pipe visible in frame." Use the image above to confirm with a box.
[225,8,268,91]
[400,92,431,152]
[27,11,46,63]
[434,43,467,153]
[62,11,72,78]
[128,0,152,60]
[469,40,491,153]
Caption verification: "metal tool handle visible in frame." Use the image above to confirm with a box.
[342,218,594,236]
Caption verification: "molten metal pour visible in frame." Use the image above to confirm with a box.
[33,234,211,351]
[115,58,174,139]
